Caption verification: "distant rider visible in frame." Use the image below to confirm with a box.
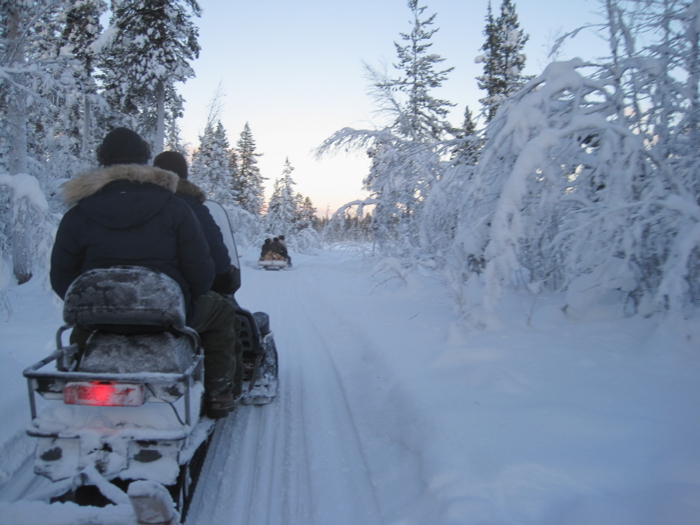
[277,234,292,267]
[260,238,272,258]
[270,237,287,260]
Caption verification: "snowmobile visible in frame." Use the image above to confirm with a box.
[22,201,278,524]
[258,252,289,271]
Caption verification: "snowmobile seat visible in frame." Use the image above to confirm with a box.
[63,266,187,331]
[79,330,194,374]
[63,267,198,376]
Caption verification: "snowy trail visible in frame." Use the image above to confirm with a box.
[3,247,699,525]
[189,252,402,525]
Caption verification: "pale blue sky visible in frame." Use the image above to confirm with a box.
[177,0,608,215]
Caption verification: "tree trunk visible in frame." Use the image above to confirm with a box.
[82,93,91,158]
[5,3,32,285]
[155,80,165,155]
[686,0,700,149]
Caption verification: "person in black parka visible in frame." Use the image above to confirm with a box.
[50,128,239,418]
[153,150,236,296]
[260,238,272,258]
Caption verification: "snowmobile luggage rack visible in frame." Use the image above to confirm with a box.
[24,348,203,427]
[24,267,204,426]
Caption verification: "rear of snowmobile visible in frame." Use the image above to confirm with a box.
[258,250,289,270]
[258,258,288,270]
[22,201,278,524]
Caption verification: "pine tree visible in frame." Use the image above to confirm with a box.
[452,105,481,164]
[227,147,240,204]
[374,0,455,143]
[266,158,298,237]
[233,123,266,215]
[353,0,454,250]
[476,0,530,122]
[99,0,201,151]
[296,196,318,230]
[61,0,107,158]
[190,121,235,204]
[164,112,188,155]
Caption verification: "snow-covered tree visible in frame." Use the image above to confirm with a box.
[319,0,454,257]
[451,105,482,164]
[476,0,530,122]
[163,111,188,155]
[438,36,700,320]
[0,0,91,283]
[190,121,235,204]
[61,0,108,158]
[296,196,318,231]
[265,158,298,237]
[233,123,265,215]
[372,0,455,143]
[99,0,201,152]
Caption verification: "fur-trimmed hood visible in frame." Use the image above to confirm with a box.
[176,178,206,204]
[62,164,179,206]
[61,164,181,230]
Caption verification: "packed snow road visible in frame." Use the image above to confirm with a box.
[2,245,700,525]
[188,247,440,525]
[0,245,446,525]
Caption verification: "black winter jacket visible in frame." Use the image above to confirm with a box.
[175,179,230,273]
[174,178,235,295]
[50,164,215,321]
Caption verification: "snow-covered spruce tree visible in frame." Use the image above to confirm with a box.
[265,158,298,238]
[163,110,188,155]
[264,166,321,253]
[441,60,640,317]
[318,0,454,258]
[385,0,455,142]
[442,11,700,322]
[291,198,323,253]
[419,109,483,265]
[190,120,236,204]
[99,0,201,152]
[450,105,481,164]
[233,122,266,215]
[61,0,107,159]
[296,196,318,231]
[476,0,530,122]
[0,0,86,284]
[598,0,700,311]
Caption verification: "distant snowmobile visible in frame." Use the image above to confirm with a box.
[22,201,278,524]
[258,251,289,270]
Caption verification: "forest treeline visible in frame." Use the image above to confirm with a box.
[1,0,699,322]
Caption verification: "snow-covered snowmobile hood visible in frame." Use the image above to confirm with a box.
[61,164,179,229]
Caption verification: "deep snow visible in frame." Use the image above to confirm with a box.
[0,245,699,524]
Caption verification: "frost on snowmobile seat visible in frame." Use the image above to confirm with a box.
[63,267,187,329]
[79,331,193,374]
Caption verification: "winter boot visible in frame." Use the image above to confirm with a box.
[205,390,237,419]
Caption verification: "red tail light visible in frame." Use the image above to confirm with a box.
[63,381,145,407]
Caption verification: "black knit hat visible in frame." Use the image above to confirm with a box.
[153,150,189,180]
[97,127,151,166]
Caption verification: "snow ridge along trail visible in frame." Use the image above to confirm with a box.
[188,248,440,525]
